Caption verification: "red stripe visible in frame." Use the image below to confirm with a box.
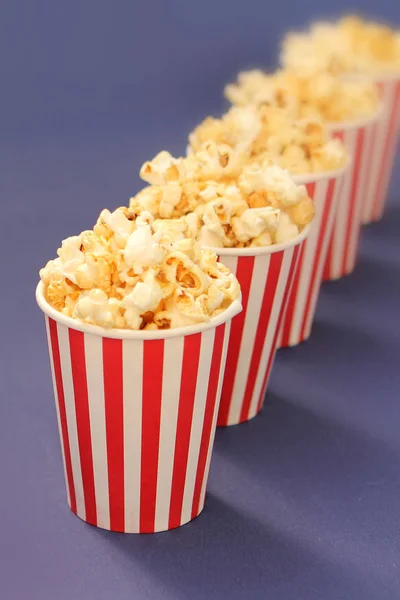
[191,324,225,519]
[48,319,77,513]
[280,238,306,347]
[395,81,400,133]
[69,329,97,525]
[373,80,400,220]
[217,256,255,426]
[168,334,202,529]
[305,181,316,200]
[240,252,283,422]
[300,179,336,342]
[140,339,164,533]
[103,338,124,532]
[323,231,334,281]
[257,245,300,413]
[342,127,365,276]
[332,130,345,144]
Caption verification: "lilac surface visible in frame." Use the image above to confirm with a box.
[1,1,400,598]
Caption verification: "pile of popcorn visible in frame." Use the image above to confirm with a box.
[131,148,315,249]
[40,210,240,330]
[188,104,347,174]
[225,68,379,123]
[281,16,400,76]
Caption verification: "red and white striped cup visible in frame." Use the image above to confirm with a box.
[36,282,241,533]
[206,226,310,427]
[279,167,347,348]
[361,75,400,224]
[323,109,381,281]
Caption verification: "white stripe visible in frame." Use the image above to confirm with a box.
[347,127,370,273]
[216,321,232,411]
[330,128,356,279]
[198,326,230,510]
[180,328,214,525]
[288,179,327,345]
[376,82,400,219]
[154,336,184,532]
[344,128,362,274]
[122,339,143,533]
[364,82,393,223]
[83,334,109,530]
[56,323,85,520]
[228,255,270,425]
[252,248,294,414]
[303,177,341,338]
[213,254,237,421]
[361,122,377,223]
[45,317,70,507]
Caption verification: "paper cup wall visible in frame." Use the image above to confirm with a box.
[36,282,241,533]
[207,226,310,427]
[323,110,381,281]
[361,77,400,224]
[278,167,346,348]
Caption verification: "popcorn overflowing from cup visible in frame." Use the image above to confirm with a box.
[40,210,240,330]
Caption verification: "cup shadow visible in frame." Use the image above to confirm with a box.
[211,392,400,599]
[92,492,392,600]
[317,254,400,320]
[273,319,400,451]
[362,195,400,243]
[357,199,400,268]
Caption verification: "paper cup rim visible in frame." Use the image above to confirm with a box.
[291,163,349,184]
[35,281,242,340]
[204,222,311,257]
[326,104,383,131]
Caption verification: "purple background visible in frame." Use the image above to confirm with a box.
[1,1,400,598]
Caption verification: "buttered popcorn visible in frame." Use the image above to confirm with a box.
[189,104,347,174]
[225,68,379,123]
[130,149,315,248]
[281,16,400,76]
[40,210,240,330]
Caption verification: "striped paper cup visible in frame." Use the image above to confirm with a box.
[36,282,241,533]
[206,225,310,427]
[279,166,347,348]
[323,109,381,281]
[361,76,400,224]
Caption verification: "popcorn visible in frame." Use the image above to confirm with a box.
[73,290,124,329]
[140,151,187,186]
[231,207,280,243]
[224,68,379,123]
[275,212,300,244]
[281,16,400,76]
[40,207,241,331]
[124,212,166,273]
[189,104,348,175]
[224,70,298,112]
[129,152,315,248]
[239,164,307,205]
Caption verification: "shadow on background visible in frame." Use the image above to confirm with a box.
[214,391,398,501]
[357,199,400,268]
[93,492,393,600]
[274,319,400,414]
[211,393,400,598]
